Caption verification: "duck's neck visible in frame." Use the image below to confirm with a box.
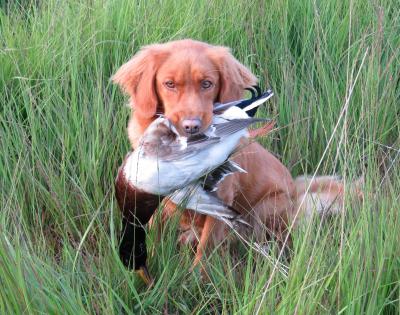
[115,154,164,269]
[119,217,147,270]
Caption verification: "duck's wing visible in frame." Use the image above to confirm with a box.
[202,160,246,192]
[141,115,267,162]
[140,118,221,161]
[212,118,270,138]
[166,118,268,160]
[159,135,221,161]
[169,184,250,227]
[159,118,269,161]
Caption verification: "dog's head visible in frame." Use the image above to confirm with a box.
[112,39,257,137]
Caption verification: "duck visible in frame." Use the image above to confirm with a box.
[115,87,274,285]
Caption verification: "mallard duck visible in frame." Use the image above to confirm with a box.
[115,87,273,285]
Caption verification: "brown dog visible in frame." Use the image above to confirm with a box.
[113,39,358,270]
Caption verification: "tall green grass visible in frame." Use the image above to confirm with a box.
[0,0,399,313]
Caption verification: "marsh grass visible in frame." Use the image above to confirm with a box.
[0,0,399,313]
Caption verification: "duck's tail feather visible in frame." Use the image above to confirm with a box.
[242,89,274,115]
[213,87,274,116]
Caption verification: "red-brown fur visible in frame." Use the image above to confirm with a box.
[113,39,361,269]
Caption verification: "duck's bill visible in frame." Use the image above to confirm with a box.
[136,266,154,287]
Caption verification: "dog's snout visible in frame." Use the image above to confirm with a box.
[182,118,202,135]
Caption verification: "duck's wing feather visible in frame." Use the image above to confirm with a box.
[161,118,269,161]
[159,135,221,161]
[202,160,246,192]
[143,116,267,162]
[163,118,267,161]
[140,118,223,161]
[169,185,250,227]
[212,118,269,138]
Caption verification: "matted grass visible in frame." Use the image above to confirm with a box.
[0,0,399,313]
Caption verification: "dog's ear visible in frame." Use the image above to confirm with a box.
[112,44,168,119]
[207,46,257,102]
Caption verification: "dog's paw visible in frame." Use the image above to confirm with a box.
[177,229,200,247]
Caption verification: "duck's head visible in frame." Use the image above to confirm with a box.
[115,154,164,286]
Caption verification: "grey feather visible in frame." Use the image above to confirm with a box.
[213,118,269,137]
[169,184,251,228]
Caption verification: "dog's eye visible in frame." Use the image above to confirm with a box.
[164,80,176,89]
[201,80,213,89]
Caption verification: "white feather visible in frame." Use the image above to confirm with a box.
[123,106,251,195]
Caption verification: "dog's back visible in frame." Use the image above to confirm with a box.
[295,175,364,220]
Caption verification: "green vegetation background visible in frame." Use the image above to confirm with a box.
[0,1,399,314]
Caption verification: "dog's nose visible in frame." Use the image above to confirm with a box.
[181,118,202,135]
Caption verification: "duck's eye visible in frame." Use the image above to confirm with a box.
[201,80,213,89]
[164,80,176,89]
